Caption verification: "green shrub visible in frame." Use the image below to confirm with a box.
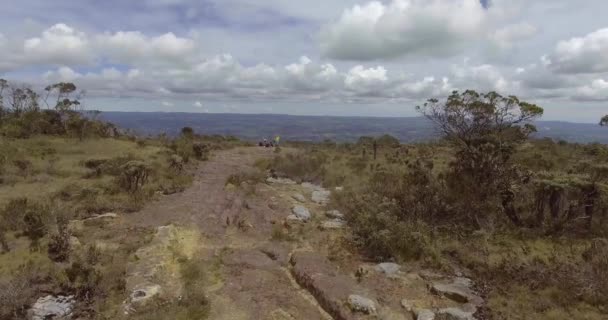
[47,213,71,262]
[1,198,29,231]
[0,262,41,319]
[23,201,49,251]
[117,161,150,193]
[62,258,102,300]
[168,154,185,172]
[192,142,210,161]
[173,139,194,163]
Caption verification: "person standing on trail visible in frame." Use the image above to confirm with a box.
[274,135,280,147]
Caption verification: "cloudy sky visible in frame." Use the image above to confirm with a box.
[1,0,607,122]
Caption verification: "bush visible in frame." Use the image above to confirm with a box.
[47,213,71,262]
[23,202,49,251]
[192,142,210,161]
[0,262,40,319]
[118,161,150,193]
[13,159,32,177]
[582,238,608,304]
[173,139,194,163]
[168,154,185,172]
[62,258,102,300]
[1,198,28,231]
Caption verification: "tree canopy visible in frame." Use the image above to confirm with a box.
[417,90,544,148]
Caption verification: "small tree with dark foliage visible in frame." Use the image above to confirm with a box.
[417,90,544,227]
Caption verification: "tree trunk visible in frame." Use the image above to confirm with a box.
[501,190,522,227]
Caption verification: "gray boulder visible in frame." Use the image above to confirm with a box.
[291,205,312,221]
[292,193,306,203]
[415,309,435,320]
[28,295,75,320]
[347,294,376,314]
[374,262,401,275]
[431,277,483,306]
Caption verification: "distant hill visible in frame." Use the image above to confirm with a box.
[99,112,608,143]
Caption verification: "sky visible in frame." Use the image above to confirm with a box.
[0,0,607,122]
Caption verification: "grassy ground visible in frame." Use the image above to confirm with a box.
[266,139,608,319]
[0,135,211,319]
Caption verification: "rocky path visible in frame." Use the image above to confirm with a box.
[123,147,484,320]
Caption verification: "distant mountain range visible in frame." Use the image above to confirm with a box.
[99,112,608,144]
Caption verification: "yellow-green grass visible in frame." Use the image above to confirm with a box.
[0,136,164,206]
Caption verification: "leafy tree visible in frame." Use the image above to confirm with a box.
[181,126,194,138]
[601,115,608,126]
[417,90,544,226]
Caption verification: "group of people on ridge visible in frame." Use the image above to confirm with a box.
[259,135,280,148]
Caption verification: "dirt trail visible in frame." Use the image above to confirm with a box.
[127,147,334,319]
[125,147,483,320]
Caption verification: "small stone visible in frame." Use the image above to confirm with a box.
[320,219,345,230]
[285,214,304,224]
[292,193,306,203]
[129,284,162,305]
[267,177,296,185]
[374,262,401,275]
[348,294,376,314]
[325,210,344,219]
[301,182,323,191]
[415,309,435,320]
[28,295,75,320]
[435,308,475,320]
[419,270,444,281]
[291,206,311,221]
[401,299,413,312]
[311,190,331,204]
[335,186,344,191]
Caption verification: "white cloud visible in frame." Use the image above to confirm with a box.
[344,65,388,93]
[491,22,537,49]
[98,31,196,65]
[548,28,608,74]
[574,78,608,101]
[194,101,203,107]
[320,0,487,60]
[162,101,174,107]
[23,23,92,65]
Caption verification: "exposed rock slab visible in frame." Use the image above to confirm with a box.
[326,210,345,219]
[290,251,375,320]
[124,225,200,314]
[435,308,475,320]
[312,190,331,205]
[430,277,483,306]
[28,295,75,320]
[321,219,346,230]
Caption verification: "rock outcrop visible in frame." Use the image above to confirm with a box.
[28,295,75,320]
